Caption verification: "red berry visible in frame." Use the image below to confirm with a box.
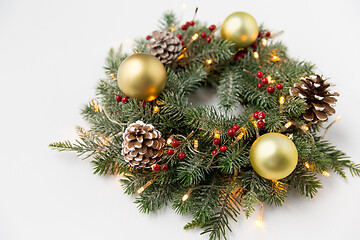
[181,40,185,46]
[213,138,221,145]
[146,35,151,40]
[211,149,217,156]
[276,83,283,90]
[177,34,183,40]
[253,111,259,119]
[252,43,258,49]
[234,55,242,60]
[267,85,275,93]
[228,128,235,137]
[161,164,169,171]
[200,32,206,38]
[206,37,212,43]
[232,124,240,131]
[257,120,265,129]
[189,20,195,26]
[257,83,264,89]
[115,95,122,102]
[185,21,190,26]
[240,52,246,58]
[121,97,128,103]
[261,78,268,84]
[265,31,271,37]
[178,152,186,160]
[151,164,161,172]
[172,140,180,148]
[219,145,227,153]
[167,149,175,155]
[256,71,264,78]
[209,24,216,31]
[258,112,266,119]
[258,32,263,38]
[181,25,188,30]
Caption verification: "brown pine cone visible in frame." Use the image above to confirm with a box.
[121,121,165,168]
[147,30,182,65]
[290,75,339,123]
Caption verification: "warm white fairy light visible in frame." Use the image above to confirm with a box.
[255,202,264,227]
[167,137,173,145]
[182,188,193,202]
[322,171,330,177]
[153,106,160,113]
[192,33,199,40]
[279,96,285,105]
[301,125,309,132]
[254,52,259,59]
[137,179,155,194]
[304,162,310,169]
[261,38,267,46]
[284,121,292,129]
[206,59,213,65]
[194,139,199,149]
[214,130,220,139]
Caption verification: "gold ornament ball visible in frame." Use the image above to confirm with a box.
[250,133,298,180]
[221,11,259,48]
[117,53,167,101]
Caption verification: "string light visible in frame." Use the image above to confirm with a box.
[194,139,199,150]
[271,55,280,62]
[279,96,285,105]
[304,162,310,169]
[261,39,267,46]
[267,76,275,84]
[322,171,330,177]
[170,27,175,33]
[335,115,342,122]
[255,202,264,227]
[153,106,160,113]
[166,137,173,145]
[284,121,292,129]
[192,33,199,40]
[214,130,220,139]
[177,54,185,60]
[182,188,193,202]
[109,73,116,80]
[206,59,213,65]
[301,125,309,132]
[253,52,259,59]
[236,129,246,140]
[137,179,155,194]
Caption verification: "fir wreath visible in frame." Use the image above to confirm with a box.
[50,10,360,240]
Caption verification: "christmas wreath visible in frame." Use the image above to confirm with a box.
[50,10,360,240]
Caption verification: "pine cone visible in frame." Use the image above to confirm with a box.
[147,30,182,64]
[290,75,339,123]
[121,121,165,168]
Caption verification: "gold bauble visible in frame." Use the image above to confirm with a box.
[250,133,298,180]
[117,53,167,101]
[221,11,259,48]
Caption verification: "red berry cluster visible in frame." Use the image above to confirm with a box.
[166,139,186,160]
[151,163,169,172]
[253,111,266,129]
[234,51,246,61]
[199,24,216,43]
[115,95,128,104]
[211,124,240,155]
[255,71,283,94]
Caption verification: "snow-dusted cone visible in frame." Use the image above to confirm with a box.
[147,30,182,64]
[122,121,165,168]
[290,75,339,123]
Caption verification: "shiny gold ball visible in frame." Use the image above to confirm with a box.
[117,53,167,101]
[221,11,259,48]
[250,133,298,180]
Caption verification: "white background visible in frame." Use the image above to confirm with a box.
[1,0,360,239]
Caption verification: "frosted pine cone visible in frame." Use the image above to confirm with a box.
[121,121,165,168]
[147,30,182,64]
[290,75,339,123]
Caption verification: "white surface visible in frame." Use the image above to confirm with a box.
[1,0,360,239]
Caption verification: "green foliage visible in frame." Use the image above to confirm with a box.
[50,11,359,240]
